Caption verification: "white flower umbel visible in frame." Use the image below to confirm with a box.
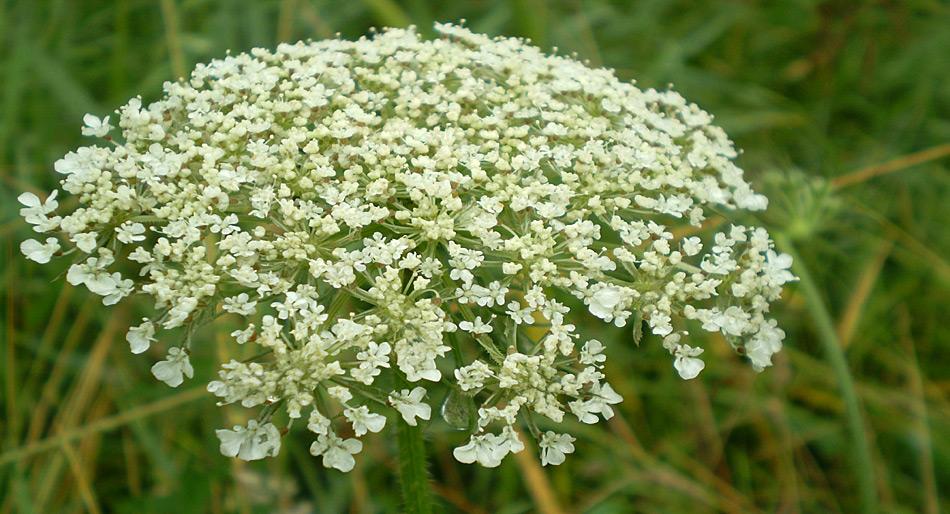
[17,23,795,471]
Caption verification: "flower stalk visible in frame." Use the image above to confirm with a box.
[396,420,434,514]
[775,233,876,514]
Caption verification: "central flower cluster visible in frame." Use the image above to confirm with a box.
[19,23,794,471]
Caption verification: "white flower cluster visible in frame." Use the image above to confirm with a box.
[19,23,795,470]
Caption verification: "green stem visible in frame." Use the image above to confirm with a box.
[776,234,877,514]
[396,420,434,514]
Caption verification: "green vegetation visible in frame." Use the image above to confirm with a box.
[1,1,947,512]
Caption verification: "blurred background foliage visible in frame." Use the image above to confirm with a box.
[1,0,948,513]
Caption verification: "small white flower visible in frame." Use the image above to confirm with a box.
[163,297,197,328]
[126,319,155,354]
[458,316,493,334]
[128,247,153,263]
[539,431,575,466]
[356,341,391,368]
[579,339,606,365]
[763,250,797,287]
[502,262,522,275]
[498,425,525,455]
[223,293,257,316]
[20,238,60,264]
[18,190,57,219]
[571,382,623,424]
[455,360,494,391]
[673,344,705,380]
[587,286,623,321]
[352,341,392,384]
[150,347,193,387]
[453,433,507,467]
[307,409,331,435]
[72,232,98,253]
[116,221,146,244]
[18,191,60,231]
[216,420,281,461]
[389,387,431,426]
[231,325,255,345]
[505,301,535,325]
[310,432,363,472]
[745,321,785,372]
[327,386,352,403]
[344,405,387,436]
[682,236,703,256]
[81,114,112,137]
[99,273,134,306]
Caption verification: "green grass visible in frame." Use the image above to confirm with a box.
[1,0,949,512]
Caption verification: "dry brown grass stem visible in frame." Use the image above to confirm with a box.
[831,143,950,189]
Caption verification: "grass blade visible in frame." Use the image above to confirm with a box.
[0,387,207,466]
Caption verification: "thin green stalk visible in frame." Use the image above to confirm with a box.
[396,420,434,514]
[775,234,877,514]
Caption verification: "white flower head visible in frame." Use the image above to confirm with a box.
[327,386,352,403]
[682,237,703,256]
[455,360,494,392]
[16,23,795,473]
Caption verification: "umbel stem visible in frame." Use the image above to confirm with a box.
[776,234,877,514]
[396,420,434,514]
